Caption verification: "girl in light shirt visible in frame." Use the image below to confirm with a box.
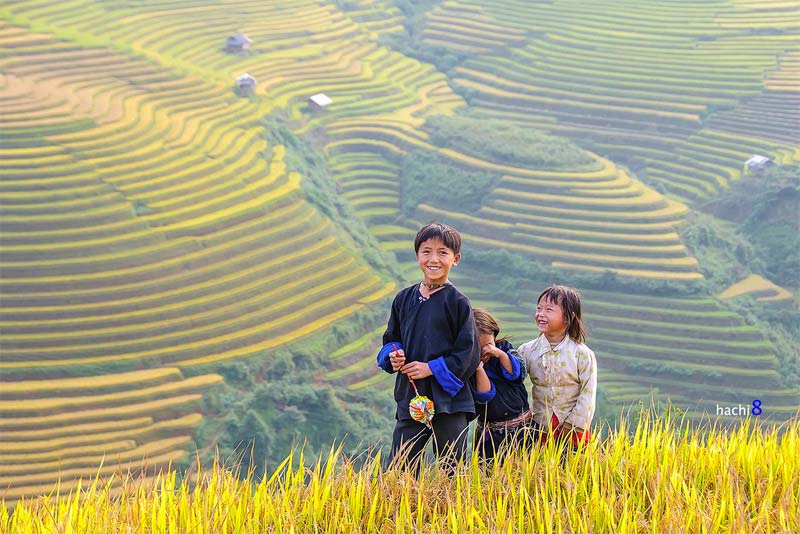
[518,285,597,447]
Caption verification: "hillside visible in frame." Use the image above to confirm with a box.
[1,0,799,504]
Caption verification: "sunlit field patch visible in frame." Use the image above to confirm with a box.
[2,412,797,532]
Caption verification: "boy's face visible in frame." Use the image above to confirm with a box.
[416,237,460,284]
[535,296,567,340]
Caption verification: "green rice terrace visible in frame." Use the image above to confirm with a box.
[1,0,798,505]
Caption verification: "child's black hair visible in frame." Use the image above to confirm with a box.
[414,222,462,255]
[537,285,586,344]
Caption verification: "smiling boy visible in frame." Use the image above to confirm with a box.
[377,222,480,473]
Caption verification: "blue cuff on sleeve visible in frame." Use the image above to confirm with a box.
[428,356,464,397]
[474,381,496,404]
[377,342,402,373]
[500,352,522,381]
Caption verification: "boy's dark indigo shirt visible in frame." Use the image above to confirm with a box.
[473,340,530,424]
[378,283,480,421]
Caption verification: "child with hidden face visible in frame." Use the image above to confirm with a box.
[517,285,597,449]
[376,222,480,474]
[472,307,538,464]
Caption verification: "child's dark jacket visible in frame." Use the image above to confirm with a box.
[473,340,529,424]
[377,283,480,421]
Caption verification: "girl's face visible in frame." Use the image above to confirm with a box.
[416,237,460,284]
[535,296,568,342]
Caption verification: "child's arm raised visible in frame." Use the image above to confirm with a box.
[482,342,525,382]
[562,347,597,432]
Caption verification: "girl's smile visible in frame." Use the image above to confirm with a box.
[535,297,568,343]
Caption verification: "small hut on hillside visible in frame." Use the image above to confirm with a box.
[744,154,775,174]
[225,32,253,53]
[307,93,333,112]
[235,73,256,96]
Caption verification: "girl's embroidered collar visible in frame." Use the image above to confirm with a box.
[539,333,570,352]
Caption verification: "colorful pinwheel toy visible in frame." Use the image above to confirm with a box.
[393,343,435,428]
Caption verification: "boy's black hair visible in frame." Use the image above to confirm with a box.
[414,222,462,255]
[537,285,587,344]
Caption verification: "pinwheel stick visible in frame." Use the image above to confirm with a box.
[393,343,435,428]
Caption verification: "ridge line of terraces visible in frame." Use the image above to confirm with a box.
[456,63,729,111]
[2,253,366,338]
[0,442,190,486]
[442,242,702,283]
[490,198,688,222]
[1,258,372,348]
[490,183,675,211]
[517,41,774,75]
[1,467,179,504]
[551,261,703,281]
[412,207,698,274]
[0,204,322,289]
[507,233,690,258]
[1,445,192,477]
[498,172,635,190]
[478,207,683,232]
[1,254,367,340]
[0,414,203,453]
[0,205,324,297]
[0,417,153,442]
[506,223,682,246]
[465,57,742,108]
[0,394,204,429]
[596,349,775,382]
[453,77,703,124]
[0,367,183,395]
[1,280,395,369]
[0,375,222,414]
[587,316,765,342]
[465,50,769,92]
[468,98,698,137]
[592,333,774,366]
[0,174,301,270]
[79,98,256,175]
[0,443,189,488]
[435,148,612,177]
[258,43,374,96]
[1,237,339,320]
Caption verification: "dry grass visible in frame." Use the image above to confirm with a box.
[2,411,798,533]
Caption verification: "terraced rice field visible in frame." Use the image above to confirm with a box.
[720,274,794,303]
[320,0,798,423]
[2,0,798,505]
[0,2,420,501]
[0,368,221,503]
[426,0,800,203]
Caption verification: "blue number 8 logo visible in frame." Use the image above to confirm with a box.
[751,399,762,416]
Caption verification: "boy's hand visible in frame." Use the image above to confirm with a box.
[389,349,406,372]
[401,361,432,380]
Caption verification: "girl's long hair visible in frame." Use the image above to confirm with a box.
[537,285,586,344]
